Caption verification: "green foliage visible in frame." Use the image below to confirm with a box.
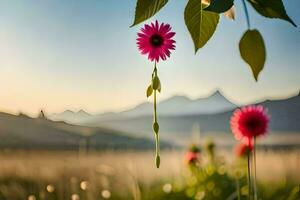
[239,29,266,81]
[131,0,296,82]
[185,164,237,200]
[131,0,169,27]
[189,144,201,153]
[147,85,153,97]
[184,0,220,53]
[157,81,161,93]
[204,0,234,13]
[247,0,297,27]
[131,0,297,168]
[204,139,216,161]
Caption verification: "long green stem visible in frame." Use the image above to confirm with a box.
[241,0,250,29]
[154,90,157,124]
[236,177,241,200]
[253,137,257,200]
[153,62,160,168]
[247,151,252,200]
[153,72,157,125]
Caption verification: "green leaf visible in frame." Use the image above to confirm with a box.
[184,0,220,53]
[205,0,234,13]
[131,0,169,27]
[247,0,296,27]
[239,29,266,81]
[152,76,161,90]
[157,80,161,93]
[146,85,153,97]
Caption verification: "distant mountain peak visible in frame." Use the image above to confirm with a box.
[160,95,192,104]
[77,109,91,115]
[50,109,91,124]
[209,89,223,97]
[62,110,74,114]
[60,109,90,115]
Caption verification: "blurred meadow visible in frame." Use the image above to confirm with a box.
[0,147,299,200]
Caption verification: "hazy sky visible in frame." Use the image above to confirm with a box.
[0,0,299,116]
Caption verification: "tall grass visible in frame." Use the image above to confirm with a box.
[0,149,299,200]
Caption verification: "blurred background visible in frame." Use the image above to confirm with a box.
[0,0,299,199]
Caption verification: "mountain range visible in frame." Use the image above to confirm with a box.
[51,109,92,124]
[1,90,299,149]
[50,90,300,145]
[51,90,238,123]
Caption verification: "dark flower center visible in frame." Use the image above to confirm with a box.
[150,34,164,47]
[246,118,261,132]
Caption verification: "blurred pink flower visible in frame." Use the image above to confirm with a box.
[231,105,269,144]
[137,20,176,62]
[184,151,199,165]
[235,142,253,158]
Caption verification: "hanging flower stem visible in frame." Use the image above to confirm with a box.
[154,90,160,168]
[137,21,175,168]
[152,62,160,168]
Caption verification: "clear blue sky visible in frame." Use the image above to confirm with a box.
[0,0,299,115]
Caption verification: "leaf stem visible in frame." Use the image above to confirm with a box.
[241,0,251,29]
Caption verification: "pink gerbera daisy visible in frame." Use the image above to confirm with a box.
[137,20,176,62]
[231,105,269,144]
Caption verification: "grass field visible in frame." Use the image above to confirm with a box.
[0,148,299,200]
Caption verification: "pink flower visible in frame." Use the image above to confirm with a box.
[137,20,176,62]
[235,143,253,158]
[231,105,269,144]
[184,151,199,165]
